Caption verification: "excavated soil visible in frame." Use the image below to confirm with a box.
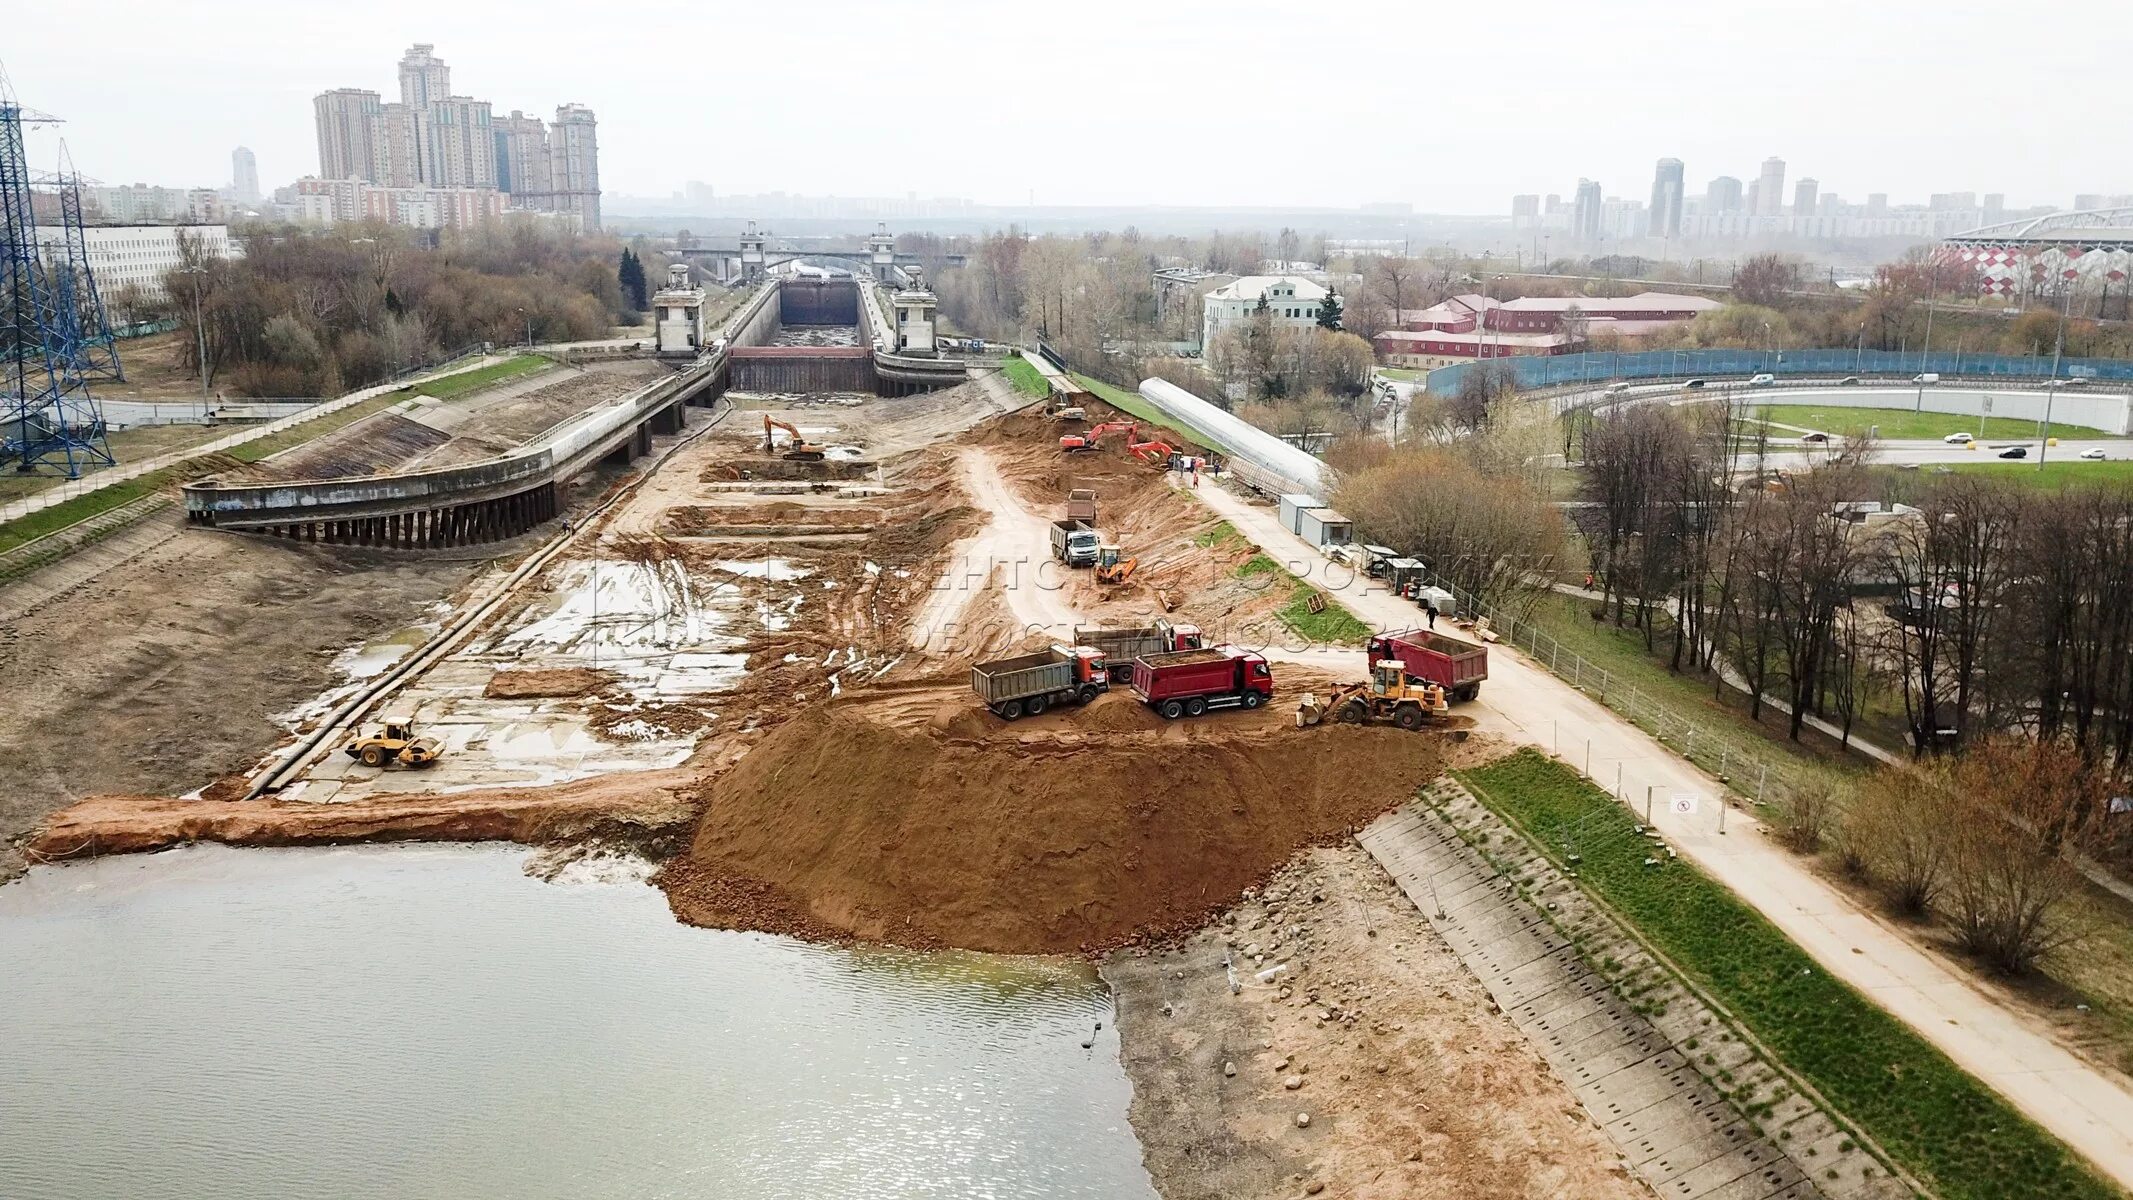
[658,687,1455,955]
[484,666,619,699]
[27,767,700,862]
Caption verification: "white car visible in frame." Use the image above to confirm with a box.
[1942,432,1975,444]
[1748,373,1776,386]
[2081,447,2109,460]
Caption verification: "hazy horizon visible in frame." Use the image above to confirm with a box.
[11,0,2129,215]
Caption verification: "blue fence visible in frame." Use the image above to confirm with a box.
[1424,348,2133,396]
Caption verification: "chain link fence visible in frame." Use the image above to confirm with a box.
[1428,572,1826,818]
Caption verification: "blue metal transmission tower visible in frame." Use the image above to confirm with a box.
[2,85,113,477]
[50,156,124,382]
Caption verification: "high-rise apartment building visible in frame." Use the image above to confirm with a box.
[424,95,496,188]
[1706,175,1742,214]
[1647,158,1684,239]
[1572,178,1603,241]
[230,146,260,204]
[314,88,386,182]
[1510,193,1540,227]
[313,45,600,229]
[493,111,553,201]
[1793,177,1818,216]
[1757,157,1786,217]
[549,103,601,230]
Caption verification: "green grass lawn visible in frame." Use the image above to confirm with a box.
[1236,550,1371,643]
[1749,403,2113,442]
[1457,749,2123,1200]
[401,354,548,403]
[1070,374,1166,426]
[1377,367,1425,382]
[1001,355,1049,398]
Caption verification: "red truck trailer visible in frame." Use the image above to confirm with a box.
[1130,646,1273,718]
[1366,629,1488,701]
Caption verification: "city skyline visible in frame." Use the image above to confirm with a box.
[10,0,2131,214]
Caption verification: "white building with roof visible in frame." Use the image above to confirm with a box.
[1200,275,1335,352]
[33,224,240,303]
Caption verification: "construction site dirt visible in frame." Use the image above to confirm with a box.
[10,376,1649,1196]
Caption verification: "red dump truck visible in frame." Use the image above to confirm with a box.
[971,644,1109,719]
[1130,646,1274,718]
[1366,629,1488,701]
[1074,619,1202,665]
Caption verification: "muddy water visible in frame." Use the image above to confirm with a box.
[0,845,1156,1200]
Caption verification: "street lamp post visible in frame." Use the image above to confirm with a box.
[1915,261,1938,412]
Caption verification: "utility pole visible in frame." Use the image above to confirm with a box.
[177,264,211,407]
[2040,274,2071,471]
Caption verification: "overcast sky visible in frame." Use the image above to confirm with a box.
[10,0,2126,215]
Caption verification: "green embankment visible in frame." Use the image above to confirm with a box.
[1001,356,1049,398]
[0,356,547,557]
[1456,749,2124,1200]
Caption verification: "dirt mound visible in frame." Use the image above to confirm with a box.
[485,667,617,699]
[656,704,1452,954]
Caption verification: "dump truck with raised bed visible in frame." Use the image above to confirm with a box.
[1366,628,1488,701]
[1049,518,1100,567]
[971,644,1109,719]
[1130,646,1273,719]
[1074,619,1202,664]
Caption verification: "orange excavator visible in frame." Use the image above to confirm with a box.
[763,415,827,461]
[1060,420,1138,452]
[1129,435,1181,466]
[1095,543,1138,586]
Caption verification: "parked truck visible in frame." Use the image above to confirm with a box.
[1365,628,1488,701]
[1130,646,1274,719]
[1074,619,1203,665]
[1049,519,1100,567]
[971,644,1109,719]
[1067,488,1098,523]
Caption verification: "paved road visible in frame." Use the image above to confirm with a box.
[1185,476,2133,1190]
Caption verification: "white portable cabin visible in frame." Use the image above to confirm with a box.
[1297,508,1353,548]
[1278,493,1322,536]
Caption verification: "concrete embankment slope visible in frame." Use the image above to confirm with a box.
[1180,472,2133,1190]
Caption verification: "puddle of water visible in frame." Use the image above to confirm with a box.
[0,845,1157,1200]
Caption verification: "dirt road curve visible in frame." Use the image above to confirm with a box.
[1186,475,2133,1189]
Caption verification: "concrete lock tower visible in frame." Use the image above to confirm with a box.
[891,265,938,356]
[868,222,896,282]
[652,263,706,355]
[739,219,767,281]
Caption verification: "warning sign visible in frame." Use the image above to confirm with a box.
[1669,794,1699,816]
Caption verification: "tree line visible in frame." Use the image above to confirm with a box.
[131,220,656,397]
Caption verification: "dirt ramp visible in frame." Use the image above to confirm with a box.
[657,705,1452,954]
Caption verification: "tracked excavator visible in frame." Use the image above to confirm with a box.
[1060,420,1138,452]
[763,415,827,461]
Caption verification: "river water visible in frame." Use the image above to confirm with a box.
[0,845,1156,1200]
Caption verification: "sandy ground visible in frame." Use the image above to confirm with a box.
[1107,845,1648,1200]
[0,529,481,879]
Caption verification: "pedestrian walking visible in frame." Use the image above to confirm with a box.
[1425,604,1438,629]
